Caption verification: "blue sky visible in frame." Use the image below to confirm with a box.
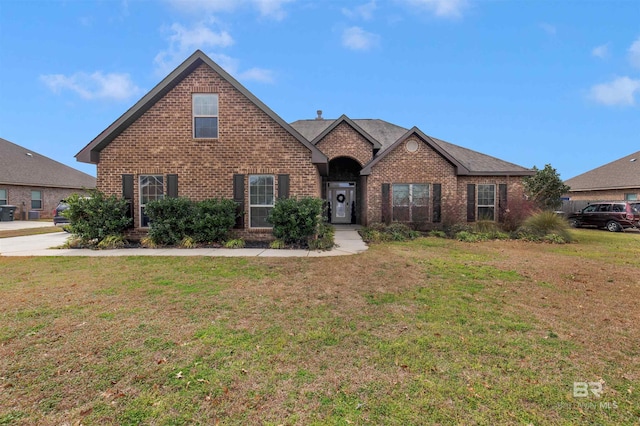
[1,0,638,180]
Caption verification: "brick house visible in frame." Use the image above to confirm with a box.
[564,150,640,202]
[76,50,533,237]
[0,137,96,220]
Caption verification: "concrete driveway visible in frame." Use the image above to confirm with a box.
[0,226,368,257]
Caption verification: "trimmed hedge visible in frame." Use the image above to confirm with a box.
[64,190,132,245]
[144,198,238,246]
[268,197,324,245]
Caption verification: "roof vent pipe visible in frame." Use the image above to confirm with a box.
[316,110,323,120]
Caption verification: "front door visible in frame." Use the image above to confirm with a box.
[328,182,355,224]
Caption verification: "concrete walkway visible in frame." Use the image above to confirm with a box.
[0,225,368,257]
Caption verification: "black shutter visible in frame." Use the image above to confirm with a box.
[167,174,178,198]
[233,174,245,229]
[432,183,442,223]
[122,174,134,224]
[278,174,290,199]
[498,183,508,222]
[381,183,390,225]
[467,184,476,222]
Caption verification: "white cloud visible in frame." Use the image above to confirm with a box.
[165,0,294,20]
[253,0,295,20]
[154,22,234,75]
[401,0,467,19]
[40,72,142,101]
[342,26,379,51]
[238,67,275,83]
[589,76,640,106]
[342,1,377,20]
[539,22,556,36]
[591,43,609,59]
[628,36,640,69]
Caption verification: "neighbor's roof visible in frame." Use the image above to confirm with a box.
[76,50,327,166]
[291,118,533,176]
[0,137,96,189]
[565,150,640,192]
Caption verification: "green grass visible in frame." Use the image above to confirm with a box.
[0,226,63,239]
[1,233,639,424]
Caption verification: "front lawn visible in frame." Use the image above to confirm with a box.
[1,229,638,424]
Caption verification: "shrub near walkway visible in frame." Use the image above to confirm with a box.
[1,229,639,424]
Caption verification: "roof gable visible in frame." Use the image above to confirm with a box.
[565,150,640,191]
[76,50,327,166]
[1,137,96,189]
[361,127,468,175]
[309,115,382,149]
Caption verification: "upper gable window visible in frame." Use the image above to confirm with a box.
[193,94,218,138]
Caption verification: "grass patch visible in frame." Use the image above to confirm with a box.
[0,226,63,239]
[1,233,639,424]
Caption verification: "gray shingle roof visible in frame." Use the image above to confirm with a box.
[290,118,533,176]
[0,137,96,189]
[565,150,640,191]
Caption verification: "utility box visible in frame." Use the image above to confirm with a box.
[0,205,17,221]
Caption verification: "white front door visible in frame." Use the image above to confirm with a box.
[328,182,355,224]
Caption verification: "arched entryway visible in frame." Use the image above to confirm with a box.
[325,157,363,224]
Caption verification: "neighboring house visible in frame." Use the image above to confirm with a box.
[76,50,533,238]
[564,151,640,201]
[0,138,96,220]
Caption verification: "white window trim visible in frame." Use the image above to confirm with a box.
[249,174,275,229]
[192,93,219,139]
[139,175,164,228]
[477,184,496,221]
[31,190,43,210]
[0,189,7,205]
[392,183,430,222]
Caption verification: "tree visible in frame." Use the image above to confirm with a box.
[523,164,570,210]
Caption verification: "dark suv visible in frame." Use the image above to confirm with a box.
[567,202,640,232]
[53,200,69,225]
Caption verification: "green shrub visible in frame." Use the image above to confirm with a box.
[268,197,324,245]
[359,222,420,243]
[268,239,286,249]
[179,236,197,248]
[455,231,484,242]
[386,222,420,241]
[144,197,194,246]
[517,211,572,243]
[224,239,245,249]
[96,235,127,250]
[308,222,335,250]
[191,198,238,243]
[428,230,447,238]
[444,223,473,238]
[64,190,132,245]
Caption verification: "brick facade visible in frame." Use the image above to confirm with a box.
[96,63,321,237]
[316,122,374,166]
[0,184,87,220]
[364,135,458,226]
[567,189,639,201]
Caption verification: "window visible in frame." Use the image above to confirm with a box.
[140,175,164,227]
[31,190,42,210]
[193,94,218,138]
[249,175,274,228]
[392,184,429,222]
[625,193,638,201]
[0,189,6,205]
[477,184,495,220]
